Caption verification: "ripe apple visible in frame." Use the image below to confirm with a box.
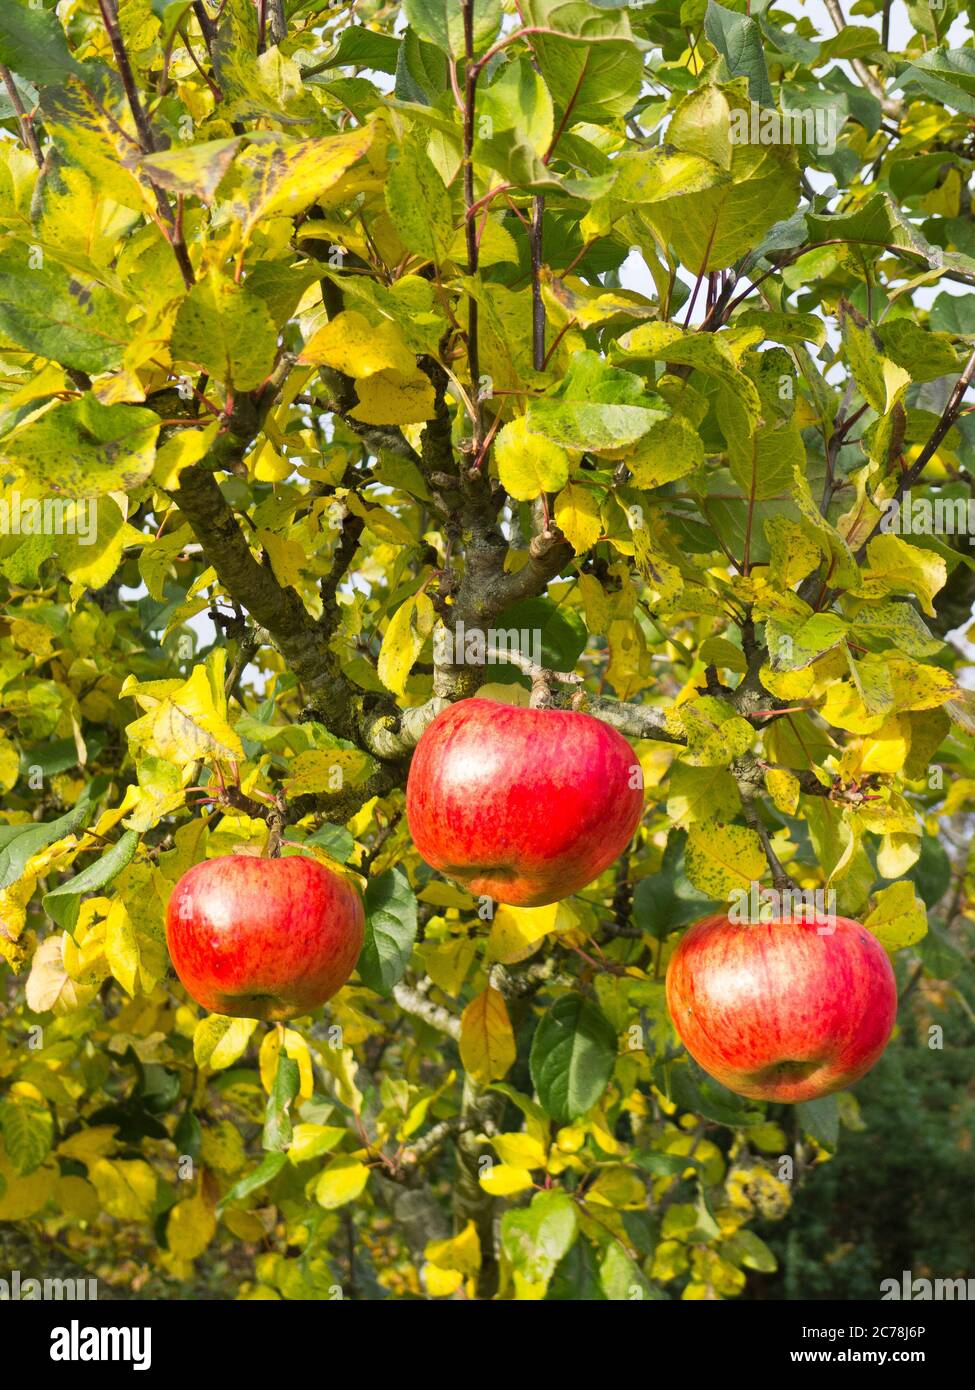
[166,854,364,1021]
[405,697,644,907]
[665,912,897,1103]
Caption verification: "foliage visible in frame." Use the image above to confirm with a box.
[0,0,973,1301]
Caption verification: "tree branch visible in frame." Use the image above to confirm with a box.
[97,0,194,288]
[392,981,461,1040]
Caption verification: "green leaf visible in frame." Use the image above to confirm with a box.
[899,47,975,116]
[385,138,455,263]
[796,1095,840,1151]
[263,1053,301,1153]
[215,1152,286,1216]
[704,1,773,107]
[839,300,911,416]
[0,1099,54,1177]
[0,251,132,374]
[403,0,501,57]
[530,993,617,1124]
[43,830,140,932]
[476,56,557,188]
[649,86,799,271]
[324,25,401,73]
[633,831,720,941]
[501,1188,578,1298]
[526,350,664,454]
[171,272,278,392]
[600,1240,665,1301]
[4,396,160,497]
[0,802,92,892]
[358,867,418,996]
[0,0,85,86]
[721,1228,778,1273]
[518,0,643,123]
[494,596,587,675]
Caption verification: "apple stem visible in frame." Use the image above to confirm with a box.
[741,796,800,899]
[266,811,284,858]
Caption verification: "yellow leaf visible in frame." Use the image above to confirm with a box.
[424,1266,465,1297]
[491,1132,547,1169]
[126,655,243,766]
[479,1162,534,1195]
[425,1219,481,1277]
[200,1121,247,1175]
[859,534,947,617]
[765,515,822,589]
[26,935,96,1014]
[256,529,308,588]
[495,415,570,501]
[864,880,928,951]
[377,591,435,696]
[315,1042,363,1114]
[487,902,560,965]
[105,898,140,996]
[554,482,602,554]
[627,416,704,488]
[55,1174,99,1223]
[260,1028,314,1103]
[57,1126,118,1167]
[89,1158,157,1221]
[0,736,19,793]
[765,768,800,815]
[586,1166,647,1209]
[350,370,436,425]
[685,821,766,898]
[300,310,415,378]
[167,1192,217,1261]
[193,1015,259,1069]
[283,747,373,798]
[287,1123,346,1165]
[315,1156,369,1209]
[0,1140,58,1219]
[418,937,476,995]
[859,717,909,775]
[459,986,516,1084]
[153,422,219,489]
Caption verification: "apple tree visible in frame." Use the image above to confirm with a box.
[0,0,973,1301]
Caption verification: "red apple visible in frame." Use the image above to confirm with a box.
[666,913,897,1103]
[405,697,644,907]
[166,854,364,1021]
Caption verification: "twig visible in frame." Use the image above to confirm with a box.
[530,196,545,370]
[0,65,43,166]
[97,0,195,288]
[461,0,483,445]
